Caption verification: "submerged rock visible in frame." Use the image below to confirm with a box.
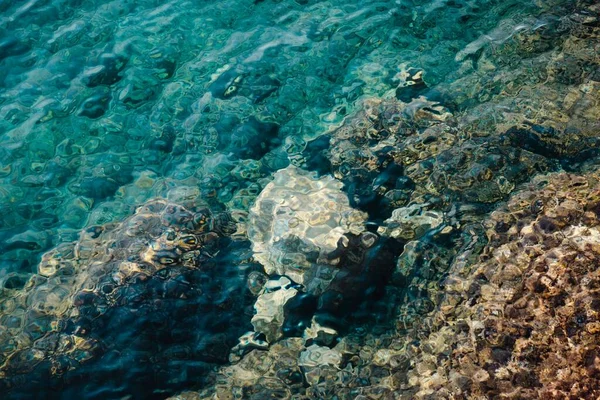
[167,2,600,399]
[379,203,444,241]
[248,165,367,291]
[190,171,600,400]
[308,95,561,219]
[0,198,255,397]
[299,344,342,369]
[251,276,299,343]
[396,171,600,398]
[206,338,306,399]
[246,165,399,343]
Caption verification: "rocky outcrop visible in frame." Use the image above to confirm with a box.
[392,171,600,398]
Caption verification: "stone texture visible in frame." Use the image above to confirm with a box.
[248,165,367,293]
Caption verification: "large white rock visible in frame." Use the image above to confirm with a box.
[248,165,367,294]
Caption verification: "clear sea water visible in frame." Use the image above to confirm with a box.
[0,0,585,398]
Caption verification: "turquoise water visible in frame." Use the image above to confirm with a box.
[0,0,598,398]
[0,0,567,259]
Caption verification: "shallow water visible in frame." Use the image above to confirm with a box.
[0,0,597,398]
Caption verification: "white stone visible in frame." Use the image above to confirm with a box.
[248,166,367,294]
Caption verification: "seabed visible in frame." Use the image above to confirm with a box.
[1,0,600,398]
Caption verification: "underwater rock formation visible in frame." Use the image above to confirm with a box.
[247,165,399,343]
[393,171,600,399]
[309,96,561,218]
[307,96,455,215]
[0,198,256,397]
[441,0,600,162]
[172,3,600,397]
[3,0,599,398]
[177,173,600,400]
[379,203,444,241]
[251,276,299,343]
[171,338,306,400]
[248,165,368,290]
